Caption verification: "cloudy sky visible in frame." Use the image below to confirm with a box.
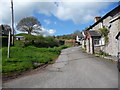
[0,0,119,36]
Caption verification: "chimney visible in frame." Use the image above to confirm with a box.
[94,16,101,22]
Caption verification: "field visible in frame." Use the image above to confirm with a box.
[2,45,68,76]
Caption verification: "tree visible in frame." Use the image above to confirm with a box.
[74,30,81,35]
[16,17,41,35]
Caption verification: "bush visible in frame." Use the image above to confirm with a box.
[24,35,59,48]
[98,50,110,56]
[14,40,24,47]
[98,28,109,43]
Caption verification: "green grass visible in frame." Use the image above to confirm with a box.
[2,45,68,75]
[95,51,110,57]
[15,33,28,36]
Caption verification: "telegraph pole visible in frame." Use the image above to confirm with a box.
[8,0,14,58]
[7,28,11,58]
[11,0,14,46]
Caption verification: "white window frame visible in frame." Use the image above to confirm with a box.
[94,38,100,46]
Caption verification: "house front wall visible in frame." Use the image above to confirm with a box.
[92,23,101,30]
[102,16,112,27]
[103,18,120,56]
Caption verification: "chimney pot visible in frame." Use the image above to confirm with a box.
[94,16,101,22]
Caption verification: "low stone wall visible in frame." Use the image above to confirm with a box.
[94,46,101,53]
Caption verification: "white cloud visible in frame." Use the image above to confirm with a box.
[52,2,112,24]
[43,19,51,24]
[0,0,114,25]
[40,27,56,36]
[31,26,56,36]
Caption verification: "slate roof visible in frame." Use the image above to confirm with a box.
[88,31,101,37]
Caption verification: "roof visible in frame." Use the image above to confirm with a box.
[116,32,120,40]
[86,5,120,31]
[88,31,101,37]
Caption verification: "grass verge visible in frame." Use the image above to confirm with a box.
[2,45,68,76]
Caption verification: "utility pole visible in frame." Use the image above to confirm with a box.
[7,0,14,58]
[7,28,11,58]
[11,0,14,46]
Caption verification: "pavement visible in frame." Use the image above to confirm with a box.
[3,47,118,88]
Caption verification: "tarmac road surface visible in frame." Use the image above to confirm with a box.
[3,47,118,88]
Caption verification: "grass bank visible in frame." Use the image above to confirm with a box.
[2,45,68,76]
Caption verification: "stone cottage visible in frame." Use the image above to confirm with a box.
[85,5,120,56]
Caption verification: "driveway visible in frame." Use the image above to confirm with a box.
[3,47,118,88]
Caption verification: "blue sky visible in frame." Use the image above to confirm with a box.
[34,2,118,36]
[1,1,119,36]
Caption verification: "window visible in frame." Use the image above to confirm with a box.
[94,39,100,45]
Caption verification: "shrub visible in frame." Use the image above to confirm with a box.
[98,28,109,43]
[98,50,110,56]
[24,35,59,48]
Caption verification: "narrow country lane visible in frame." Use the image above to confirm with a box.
[3,47,118,88]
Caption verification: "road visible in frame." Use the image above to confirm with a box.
[3,47,118,88]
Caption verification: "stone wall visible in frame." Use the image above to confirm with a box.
[103,19,119,56]
[94,46,101,53]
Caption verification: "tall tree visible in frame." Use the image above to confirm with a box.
[16,17,41,35]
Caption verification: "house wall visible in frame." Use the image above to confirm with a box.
[103,19,119,56]
[101,10,120,56]
[102,16,112,27]
[92,23,101,30]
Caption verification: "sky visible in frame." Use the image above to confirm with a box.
[0,0,119,36]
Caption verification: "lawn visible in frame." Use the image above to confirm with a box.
[2,45,68,76]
